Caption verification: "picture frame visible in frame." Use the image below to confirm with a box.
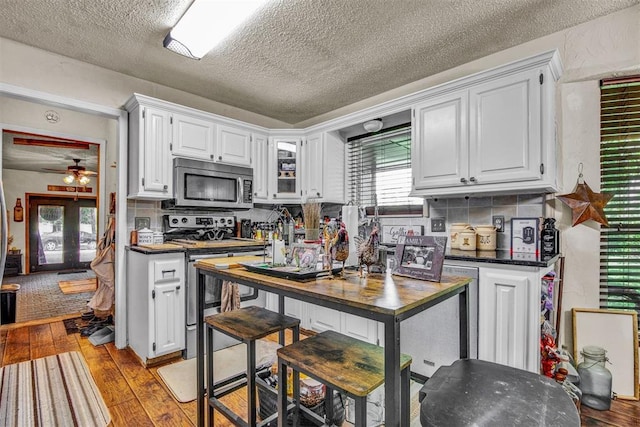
[381,225,424,245]
[393,235,447,282]
[510,217,540,254]
[287,243,321,270]
[572,308,639,400]
[134,217,151,230]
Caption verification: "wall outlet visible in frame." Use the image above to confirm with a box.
[431,218,446,233]
[492,215,505,232]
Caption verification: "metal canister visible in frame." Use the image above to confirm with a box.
[475,225,497,250]
[459,228,477,251]
[450,223,472,249]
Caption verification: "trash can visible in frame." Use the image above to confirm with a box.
[1,284,20,324]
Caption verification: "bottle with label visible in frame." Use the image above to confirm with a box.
[541,218,559,257]
[13,198,23,222]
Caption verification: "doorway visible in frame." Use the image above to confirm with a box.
[27,195,97,273]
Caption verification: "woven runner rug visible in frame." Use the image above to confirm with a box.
[0,351,111,427]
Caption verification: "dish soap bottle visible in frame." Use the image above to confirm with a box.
[541,218,559,257]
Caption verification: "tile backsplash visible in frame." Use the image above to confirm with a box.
[127,194,547,250]
[425,194,547,250]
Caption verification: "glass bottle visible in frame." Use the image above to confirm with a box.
[541,218,559,257]
[14,198,24,222]
[577,346,612,410]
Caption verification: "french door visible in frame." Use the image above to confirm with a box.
[28,195,97,272]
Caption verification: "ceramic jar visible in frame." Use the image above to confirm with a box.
[459,228,477,251]
[137,228,154,245]
[450,223,472,249]
[476,225,497,251]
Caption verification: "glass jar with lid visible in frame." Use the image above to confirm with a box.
[577,345,612,410]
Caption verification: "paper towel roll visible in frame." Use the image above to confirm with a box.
[342,205,359,267]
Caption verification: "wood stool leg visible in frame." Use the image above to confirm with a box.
[277,357,288,427]
[401,366,410,427]
[247,340,257,426]
[354,396,367,427]
[206,326,214,426]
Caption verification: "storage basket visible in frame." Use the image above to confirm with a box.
[256,370,345,426]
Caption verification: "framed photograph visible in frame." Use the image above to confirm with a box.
[135,217,151,230]
[511,217,540,254]
[381,225,424,245]
[287,243,321,270]
[572,308,639,400]
[393,235,447,282]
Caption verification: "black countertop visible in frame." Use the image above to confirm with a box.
[385,245,559,268]
[444,249,560,268]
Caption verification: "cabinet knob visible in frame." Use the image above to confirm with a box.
[469,176,477,183]
[210,154,214,159]
[254,192,257,196]
[163,184,168,191]
[460,178,467,184]
[273,194,277,198]
[218,156,222,161]
[176,285,181,290]
[316,192,320,196]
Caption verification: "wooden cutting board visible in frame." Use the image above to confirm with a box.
[137,243,185,250]
[194,255,268,270]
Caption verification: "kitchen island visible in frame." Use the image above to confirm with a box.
[194,259,472,427]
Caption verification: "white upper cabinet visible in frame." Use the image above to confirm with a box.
[411,51,560,197]
[468,69,541,185]
[269,136,302,200]
[171,112,216,161]
[412,90,468,189]
[216,125,252,166]
[303,133,324,199]
[252,132,269,200]
[302,131,345,203]
[126,99,173,199]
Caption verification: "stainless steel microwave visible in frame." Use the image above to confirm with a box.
[163,158,253,209]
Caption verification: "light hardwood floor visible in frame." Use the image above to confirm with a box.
[1,317,638,426]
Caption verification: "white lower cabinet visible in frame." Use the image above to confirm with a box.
[478,264,551,373]
[127,251,185,364]
[265,292,379,344]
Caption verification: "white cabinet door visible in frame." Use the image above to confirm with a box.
[308,305,341,333]
[142,106,173,196]
[283,297,306,327]
[341,313,378,344]
[412,91,468,189]
[171,112,216,161]
[479,267,533,372]
[303,133,324,199]
[217,125,252,166]
[469,69,541,185]
[153,281,185,356]
[252,132,269,200]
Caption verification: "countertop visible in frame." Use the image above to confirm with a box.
[444,249,560,267]
[385,245,560,268]
[127,238,267,255]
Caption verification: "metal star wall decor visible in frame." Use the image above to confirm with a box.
[556,164,613,227]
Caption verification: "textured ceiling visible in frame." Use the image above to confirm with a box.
[1,0,638,125]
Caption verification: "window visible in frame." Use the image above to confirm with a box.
[347,125,422,213]
[600,76,640,330]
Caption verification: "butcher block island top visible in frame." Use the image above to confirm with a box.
[195,258,471,318]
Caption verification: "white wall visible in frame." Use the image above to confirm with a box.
[1,5,639,352]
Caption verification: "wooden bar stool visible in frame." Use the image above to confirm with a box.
[277,330,412,427]
[205,306,300,427]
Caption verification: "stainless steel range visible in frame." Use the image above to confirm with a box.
[163,214,267,359]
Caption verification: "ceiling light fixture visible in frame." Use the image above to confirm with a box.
[363,119,383,133]
[163,0,268,59]
[63,174,90,186]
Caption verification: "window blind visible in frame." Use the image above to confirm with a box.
[600,77,640,330]
[347,125,422,210]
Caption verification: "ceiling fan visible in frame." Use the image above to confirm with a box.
[45,158,97,185]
